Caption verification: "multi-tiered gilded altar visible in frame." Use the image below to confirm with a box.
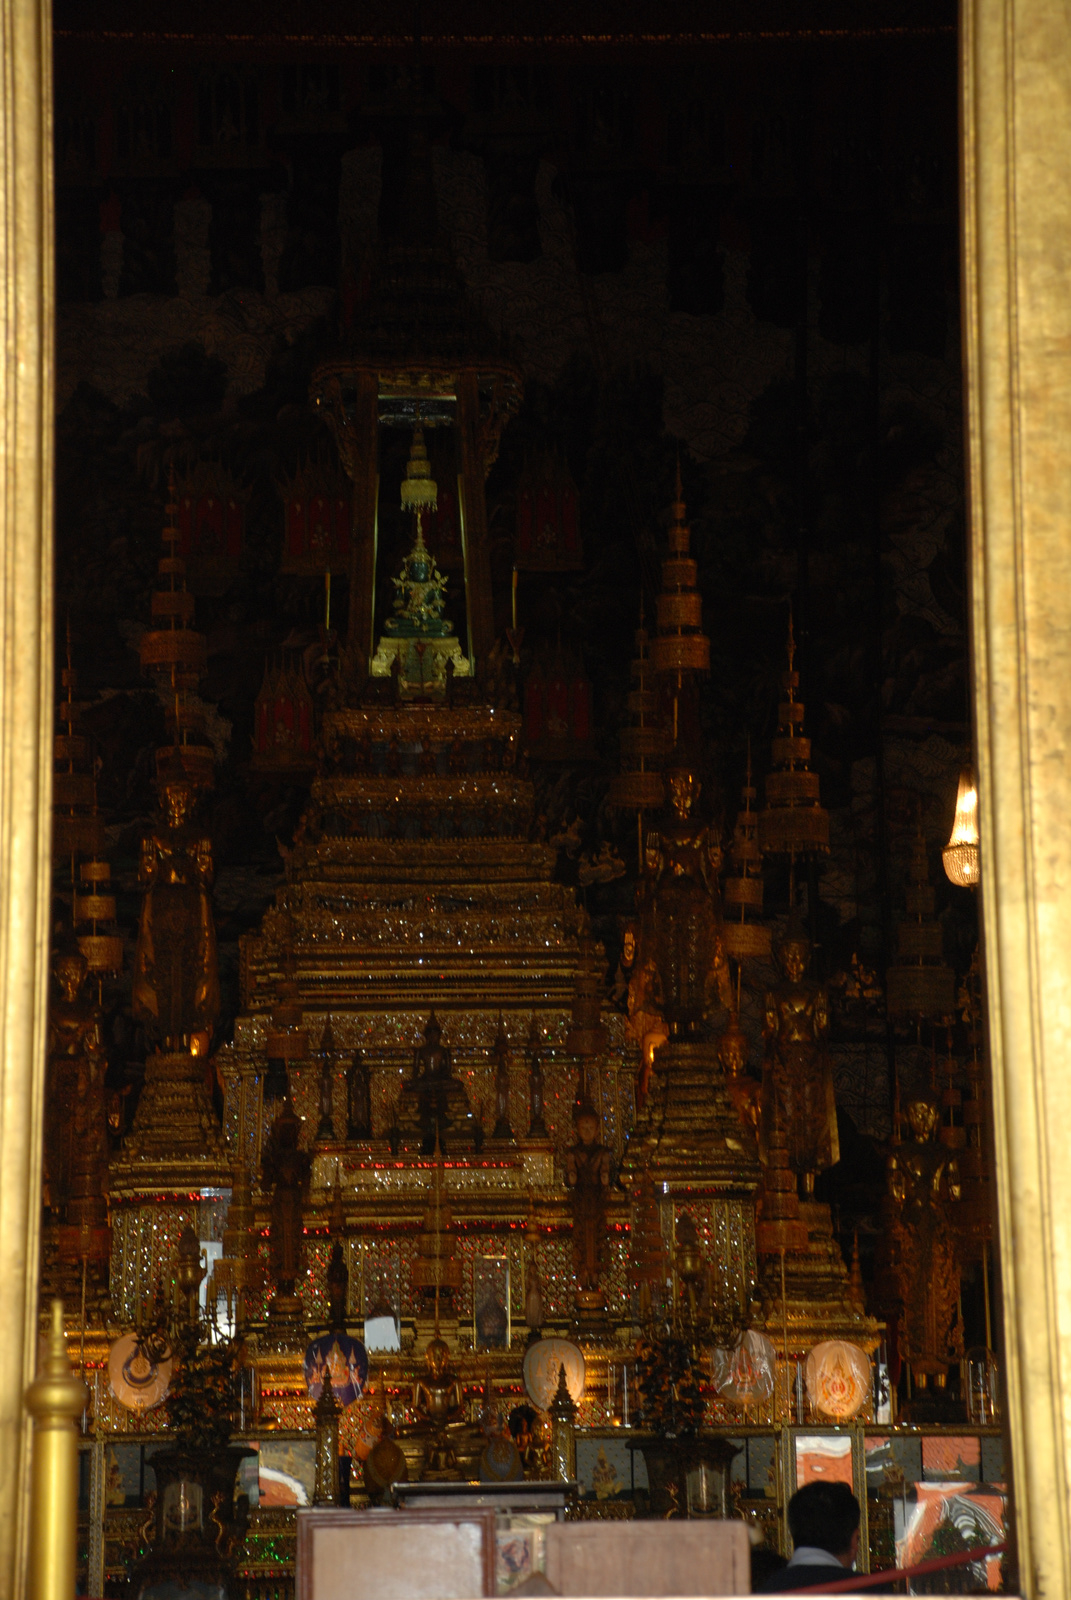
[41,118,1007,1600]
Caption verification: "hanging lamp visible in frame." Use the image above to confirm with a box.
[942,766,980,888]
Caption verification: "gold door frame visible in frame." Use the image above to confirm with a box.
[962,2,1071,1594]
[2,1,1071,1595]
[0,0,54,1592]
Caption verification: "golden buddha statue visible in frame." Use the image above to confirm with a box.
[761,925,839,1192]
[46,947,105,1214]
[411,1336,466,1475]
[718,1018,761,1144]
[885,1095,963,1384]
[564,1101,613,1307]
[397,1012,480,1155]
[49,946,104,1062]
[132,773,220,1049]
[642,763,730,1039]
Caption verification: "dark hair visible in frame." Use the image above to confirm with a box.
[787,1481,861,1556]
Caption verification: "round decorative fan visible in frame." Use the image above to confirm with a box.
[712,1329,777,1406]
[522,1337,585,1410]
[805,1339,871,1419]
[107,1332,172,1413]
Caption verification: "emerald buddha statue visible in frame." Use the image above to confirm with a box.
[370,519,471,692]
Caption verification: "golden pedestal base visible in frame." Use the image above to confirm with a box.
[623,1039,761,1193]
[110,1051,229,1197]
[754,1199,881,1359]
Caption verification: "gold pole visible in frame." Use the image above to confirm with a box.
[24,1302,88,1600]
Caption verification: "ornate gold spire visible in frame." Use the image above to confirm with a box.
[649,465,710,678]
[139,468,214,791]
[722,745,772,961]
[400,423,438,515]
[758,615,830,859]
[264,912,310,1076]
[886,827,956,1022]
[608,611,668,813]
[412,1139,463,1319]
[53,625,122,979]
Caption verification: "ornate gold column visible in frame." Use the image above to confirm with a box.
[962,3,1071,1595]
[0,0,54,1593]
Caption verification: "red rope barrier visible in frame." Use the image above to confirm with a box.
[778,1539,1008,1592]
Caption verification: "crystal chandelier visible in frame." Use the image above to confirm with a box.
[943,765,981,888]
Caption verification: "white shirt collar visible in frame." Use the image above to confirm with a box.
[787,1547,850,1569]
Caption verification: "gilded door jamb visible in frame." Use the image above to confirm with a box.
[961,2,1071,1596]
[0,0,55,1591]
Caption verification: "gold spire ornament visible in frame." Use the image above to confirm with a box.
[608,615,668,814]
[400,424,438,515]
[943,765,981,888]
[649,466,710,680]
[886,830,956,1022]
[758,617,829,859]
[139,470,215,792]
[265,913,311,1075]
[52,628,105,866]
[722,749,772,961]
[53,628,122,978]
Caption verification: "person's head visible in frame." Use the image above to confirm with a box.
[787,1481,861,1567]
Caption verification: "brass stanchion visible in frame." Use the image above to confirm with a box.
[313,1375,341,1506]
[24,1301,88,1600]
[548,1362,577,1482]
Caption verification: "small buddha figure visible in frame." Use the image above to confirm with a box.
[886,1095,963,1383]
[479,1407,523,1483]
[524,1255,544,1334]
[626,946,668,1108]
[762,926,839,1192]
[132,772,220,1050]
[415,1011,452,1080]
[491,1017,513,1140]
[507,1402,544,1478]
[326,1242,348,1332]
[643,763,731,1039]
[49,947,104,1061]
[399,1013,479,1155]
[346,1051,372,1140]
[526,1019,547,1137]
[261,1098,312,1304]
[412,1337,466,1474]
[46,947,105,1214]
[718,1018,761,1144]
[564,1101,613,1303]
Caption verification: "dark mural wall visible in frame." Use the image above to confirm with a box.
[53,23,976,1253]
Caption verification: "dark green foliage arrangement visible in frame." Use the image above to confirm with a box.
[634,1334,707,1440]
[163,1323,240,1453]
